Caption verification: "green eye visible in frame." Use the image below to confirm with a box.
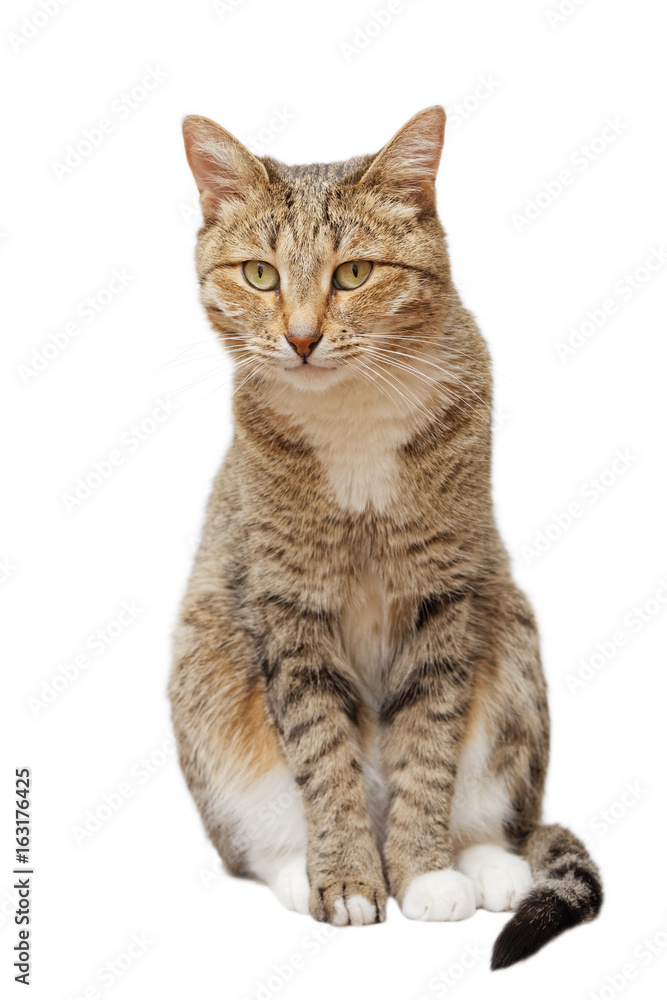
[243,260,280,291]
[333,260,373,290]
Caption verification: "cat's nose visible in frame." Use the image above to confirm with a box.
[286,331,322,358]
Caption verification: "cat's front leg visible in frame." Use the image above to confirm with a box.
[261,594,387,925]
[380,590,477,920]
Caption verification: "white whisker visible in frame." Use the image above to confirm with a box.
[366,343,491,416]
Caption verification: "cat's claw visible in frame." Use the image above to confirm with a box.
[310,878,387,926]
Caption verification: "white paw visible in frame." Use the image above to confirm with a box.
[332,893,378,927]
[401,869,476,921]
[270,856,310,914]
[457,844,532,911]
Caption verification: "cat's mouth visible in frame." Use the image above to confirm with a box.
[279,359,343,389]
[283,361,337,374]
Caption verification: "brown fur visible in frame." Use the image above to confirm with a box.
[169,107,602,964]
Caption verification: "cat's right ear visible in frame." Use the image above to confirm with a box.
[182,116,269,221]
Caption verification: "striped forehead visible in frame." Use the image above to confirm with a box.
[265,156,372,296]
[271,180,334,292]
[275,213,333,294]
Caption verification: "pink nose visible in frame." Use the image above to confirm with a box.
[286,332,322,358]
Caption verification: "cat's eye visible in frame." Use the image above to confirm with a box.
[243,260,280,291]
[333,260,373,291]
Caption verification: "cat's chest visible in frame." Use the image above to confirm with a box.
[340,569,393,710]
[264,377,427,513]
[295,403,417,513]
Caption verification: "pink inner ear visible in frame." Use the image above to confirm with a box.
[196,155,248,202]
[360,107,446,211]
[416,114,446,175]
[184,135,244,202]
[183,117,268,209]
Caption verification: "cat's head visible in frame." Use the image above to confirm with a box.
[183,107,451,396]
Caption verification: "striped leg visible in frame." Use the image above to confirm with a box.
[380,591,477,919]
[261,595,387,925]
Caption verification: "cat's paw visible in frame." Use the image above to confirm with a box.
[269,855,310,914]
[457,844,532,912]
[310,877,387,926]
[401,868,476,921]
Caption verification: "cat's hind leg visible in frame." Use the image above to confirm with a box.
[448,589,546,913]
[449,695,534,912]
[175,683,311,913]
[169,596,309,913]
[220,764,310,915]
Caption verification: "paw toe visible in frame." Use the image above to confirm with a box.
[311,879,386,925]
[458,845,532,912]
[401,869,476,921]
[271,856,310,914]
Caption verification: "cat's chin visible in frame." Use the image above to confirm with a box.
[278,363,344,392]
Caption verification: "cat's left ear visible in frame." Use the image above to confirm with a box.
[358,106,446,214]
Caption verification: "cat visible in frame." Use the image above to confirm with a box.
[169,106,602,969]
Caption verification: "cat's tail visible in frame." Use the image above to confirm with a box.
[491,823,603,970]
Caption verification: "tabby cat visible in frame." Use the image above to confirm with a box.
[169,107,602,969]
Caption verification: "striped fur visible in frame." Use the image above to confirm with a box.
[169,107,602,959]
[491,825,603,969]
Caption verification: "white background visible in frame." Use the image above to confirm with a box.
[2,0,666,998]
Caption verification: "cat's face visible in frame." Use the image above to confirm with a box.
[184,108,450,395]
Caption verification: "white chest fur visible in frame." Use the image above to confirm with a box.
[297,390,417,512]
[307,412,408,513]
[265,367,432,513]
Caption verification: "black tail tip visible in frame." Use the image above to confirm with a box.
[490,890,584,971]
[491,919,543,970]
